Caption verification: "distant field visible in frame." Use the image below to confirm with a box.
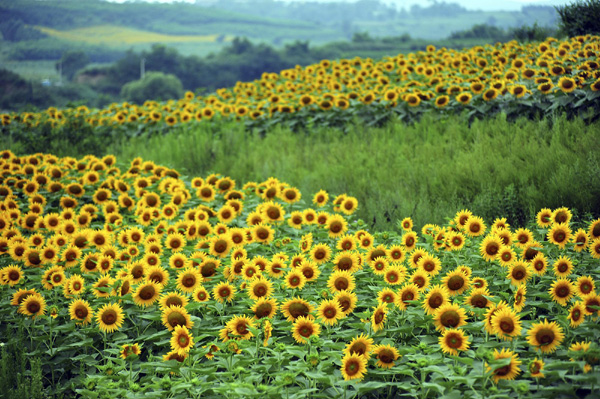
[34,25,233,45]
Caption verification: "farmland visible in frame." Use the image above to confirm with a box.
[1,18,600,399]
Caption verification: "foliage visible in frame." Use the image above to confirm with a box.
[121,72,184,105]
[556,0,600,37]
[0,18,47,42]
[57,51,90,82]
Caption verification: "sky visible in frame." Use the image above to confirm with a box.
[109,0,570,12]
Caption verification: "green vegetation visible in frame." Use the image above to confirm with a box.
[121,72,184,104]
[556,0,600,36]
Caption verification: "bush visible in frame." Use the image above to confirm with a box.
[556,0,600,36]
[120,71,184,104]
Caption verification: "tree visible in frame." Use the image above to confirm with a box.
[556,0,600,36]
[120,71,183,104]
[56,50,90,81]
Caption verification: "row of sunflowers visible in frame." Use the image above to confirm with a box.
[0,149,599,397]
[2,35,600,135]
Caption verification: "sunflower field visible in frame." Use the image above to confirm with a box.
[0,149,599,399]
[2,35,600,140]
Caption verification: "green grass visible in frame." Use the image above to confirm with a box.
[105,113,600,232]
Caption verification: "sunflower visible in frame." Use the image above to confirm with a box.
[371,303,388,331]
[281,297,314,321]
[248,277,273,300]
[209,235,233,258]
[573,229,589,252]
[491,307,522,340]
[345,334,374,359]
[292,316,321,344]
[170,325,194,356]
[590,238,600,259]
[575,275,595,297]
[176,268,202,294]
[312,190,329,207]
[213,282,236,303]
[327,270,355,293]
[317,299,344,325]
[192,286,210,303]
[528,358,545,379]
[549,278,575,306]
[434,303,467,332]
[568,302,586,328]
[536,208,553,228]
[326,214,348,238]
[133,281,162,307]
[527,319,564,353]
[335,290,358,316]
[252,224,275,244]
[161,305,193,331]
[409,270,430,291]
[310,243,332,265]
[547,223,572,249]
[396,283,420,311]
[226,315,255,340]
[285,269,307,290]
[339,196,358,215]
[417,253,442,276]
[446,231,466,251]
[96,302,125,333]
[508,261,531,286]
[439,328,470,356]
[553,256,573,278]
[159,291,189,309]
[524,253,545,276]
[464,216,486,237]
[69,299,93,325]
[262,201,285,222]
[465,287,492,310]
[2,264,23,286]
[442,270,470,295]
[487,348,521,383]
[332,251,360,273]
[19,293,46,318]
[402,232,418,251]
[581,293,600,317]
[251,297,278,319]
[479,235,502,262]
[422,285,450,315]
[558,76,577,93]
[384,265,407,286]
[341,353,368,381]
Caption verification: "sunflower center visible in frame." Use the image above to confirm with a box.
[335,279,349,290]
[536,328,555,345]
[572,309,581,321]
[324,307,337,318]
[379,350,394,363]
[447,335,462,348]
[75,307,88,319]
[8,270,20,281]
[289,303,309,318]
[581,283,592,294]
[168,313,186,327]
[512,267,525,280]
[402,291,415,302]
[556,286,570,298]
[219,288,230,298]
[299,326,312,337]
[429,293,443,308]
[486,243,499,256]
[387,272,398,282]
[553,231,566,242]
[448,276,465,291]
[140,286,155,300]
[102,310,117,325]
[27,302,40,313]
[441,310,460,327]
[495,365,511,377]
[254,285,267,297]
[374,311,384,324]
[178,335,190,347]
[471,294,487,308]
[499,317,514,333]
[346,361,359,375]
[255,303,272,318]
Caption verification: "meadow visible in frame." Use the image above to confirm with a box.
[1,34,600,398]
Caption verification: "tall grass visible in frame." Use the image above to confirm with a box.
[108,113,600,231]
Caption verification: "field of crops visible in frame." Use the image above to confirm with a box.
[34,25,228,46]
[0,149,599,398]
[1,32,600,398]
[2,35,600,136]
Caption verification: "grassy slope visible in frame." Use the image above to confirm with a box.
[106,113,600,232]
